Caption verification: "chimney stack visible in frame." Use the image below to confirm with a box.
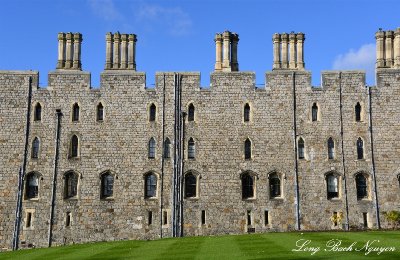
[376,28,400,69]
[272,32,305,70]
[105,32,137,70]
[56,32,82,70]
[214,31,239,72]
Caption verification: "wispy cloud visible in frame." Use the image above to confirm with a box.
[135,4,193,36]
[88,0,122,21]
[333,43,375,83]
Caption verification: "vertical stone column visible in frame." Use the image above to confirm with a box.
[73,33,82,70]
[296,33,305,69]
[105,32,113,69]
[65,32,73,69]
[394,28,400,68]
[214,33,223,71]
[120,34,128,69]
[281,33,289,69]
[222,31,231,70]
[272,33,281,69]
[385,31,394,67]
[113,32,120,69]
[57,33,65,69]
[231,33,239,71]
[289,32,297,69]
[128,34,137,70]
[375,30,385,68]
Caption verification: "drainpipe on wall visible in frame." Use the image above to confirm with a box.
[292,72,301,230]
[160,74,166,238]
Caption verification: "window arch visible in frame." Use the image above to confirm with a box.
[97,103,104,121]
[298,138,305,159]
[184,173,197,198]
[328,137,335,159]
[244,138,251,160]
[148,137,156,159]
[188,103,195,122]
[357,137,364,159]
[311,103,318,121]
[34,103,42,121]
[326,173,339,199]
[355,173,368,200]
[101,172,114,198]
[163,138,171,159]
[72,103,79,122]
[32,137,40,159]
[244,103,250,122]
[145,172,157,198]
[26,172,39,199]
[64,171,78,199]
[149,103,156,122]
[355,102,362,122]
[269,173,281,198]
[70,135,79,158]
[188,138,195,159]
[241,172,254,199]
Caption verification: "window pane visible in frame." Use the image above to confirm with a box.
[242,174,254,199]
[185,174,197,198]
[298,138,304,159]
[312,103,318,121]
[357,138,363,159]
[97,103,104,121]
[244,104,250,122]
[188,104,195,121]
[188,138,195,159]
[245,139,251,159]
[149,104,156,121]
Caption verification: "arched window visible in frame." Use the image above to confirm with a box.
[356,173,368,200]
[328,137,335,159]
[64,171,78,199]
[26,173,39,199]
[241,173,254,199]
[70,135,79,158]
[244,103,250,122]
[357,137,364,159]
[72,103,79,122]
[149,104,156,122]
[188,138,195,159]
[312,103,318,121]
[32,137,40,159]
[269,173,281,198]
[145,173,157,198]
[148,137,156,159]
[355,102,361,122]
[34,103,42,121]
[97,103,104,121]
[101,172,114,198]
[244,138,251,160]
[326,173,338,199]
[188,103,195,122]
[185,173,197,198]
[298,138,305,159]
[163,138,171,159]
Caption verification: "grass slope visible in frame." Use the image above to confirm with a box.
[2,231,400,259]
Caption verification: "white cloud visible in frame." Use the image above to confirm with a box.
[88,0,122,21]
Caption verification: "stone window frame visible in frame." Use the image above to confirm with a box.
[144,171,159,199]
[327,137,335,160]
[356,137,365,160]
[24,171,42,201]
[163,138,171,159]
[65,211,72,228]
[96,102,104,122]
[31,136,40,159]
[23,209,35,230]
[241,171,257,200]
[63,170,80,200]
[148,103,157,122]
[297,136,306,160]
[184,170,201,199]
[355,102,363,122]
[148,137,156,159]
[187,102,195,122]
[187,137,196,159]
[71,102,80,122]
[354,171,370,201]
[69,133,81,159]
[268,171,284,200]
[244,137,252,160]
[162,209,171,228]
[311,102,320,122]
[325,171,341,200]
[99,170,116,200]
[243,102,251,123]
[397,174,400,189]
[33,102,42,122]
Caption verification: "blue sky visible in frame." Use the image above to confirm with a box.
[0,0,399,87]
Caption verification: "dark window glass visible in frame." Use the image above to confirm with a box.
[66,212,71,227]
[356,174,368,199]
[247,210,252,225]
[298,138,305,159]
[101,173,114,198]
[363,213,368,228]
[148,138,156,158]
[188,138,195,159]
[355,102,361,122]
[163,211,168,225]
[145,173,157,198]
[269,174,281,198]
[244,103,250,122]
[244,139,251,159]
[34,103,41,121]
[149,104,156,122]
[70,135,79,158]
[328,137,335,159]
[201,210,206,225]
[312,103,318,121]
[163,138,171,158]
[185,173,197,198]
[26,173,39,199]
[72,103,79,122]
[65,172,78,199]
[357,138,364,159]
[32,137,40,159]
[327,174,338,199]
[188,104,195,122]
[148,211,153,225]
[242,173,254,199]
[97,103,104,121]
[264,210,269,225]
[26,212,32,228]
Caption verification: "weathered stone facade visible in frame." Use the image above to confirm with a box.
[1,28,400,251]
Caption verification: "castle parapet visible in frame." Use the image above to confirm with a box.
[272,32,305,70]
[105,32,137,70]
[56,32,82,70]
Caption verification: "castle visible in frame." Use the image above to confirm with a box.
[1,28,400,251]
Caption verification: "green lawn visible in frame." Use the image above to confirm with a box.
[2,231,400,259]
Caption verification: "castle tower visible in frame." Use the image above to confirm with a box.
[105,32,137,70]
[272,32,305,70]
[214,31,239,72]
[56,32,82,70]
[376,28,400,68]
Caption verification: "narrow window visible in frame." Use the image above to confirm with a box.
[357,138,364,159]
[148,211,153,225]
[32,137,40,159]
[148,138,156,159]
[298,138,305,159]
[247,210,252,226]
[145,173,157,198]
[355,102,362,122]
[149,104,156,122]
[356,173,368,200]
[269,173,281,198]
[70,135,79,158]
[264,210,269,225]
[97,103,104,121]
[333,212,338,226]
[201,210,206,225]
[363,212,368,228]
[328,137,335,159]
[244,138,251,160]
[185,173,197,198]
[188,103,195,122]
[101,172,114,198]
[34,103,41,121]
[66,212,71,227]
[188,138,195,159]
[242,173,254,199]
[244,103,250,122]
[26,173,39,199]
[312,103,318,121]
[163,138,171,159]
[163,211,168,225]
[64,171,78,199]
[26,212,32,228]
[327,174,338,199]
[72,103,79,122]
